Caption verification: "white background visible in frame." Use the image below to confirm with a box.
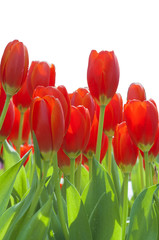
[1,0,159,106]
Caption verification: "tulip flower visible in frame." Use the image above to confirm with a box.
[124,100,158,187]
[0,40,29,130]
[30,95,65,161]
[13,80,32,112]
[113,121,138,240]
[62,105,91,184]
[8,107,30,148]
[71,87,96,123]
[27,61,55,97]
[87,50,119,162]
[33,85,70,134]
[20,143,34,167]
[148,122,159,162]
[127,82,146,101]
[0,83,15,144]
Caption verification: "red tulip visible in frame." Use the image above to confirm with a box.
[20,143,34,167]
[96,93,123,137]
[33,85,70,133]
[0,40,29,96]
[57,147,81,175]
[70,87,96,123]
[62,105,91,159]
[87,50,119,106]
[13,80,32,112]
[113,121,138,172]
[83,114,108,163]
[30,95,65,161]
[8,107,30,146]
[27,61,55,97]
[124,100,158,152]
[127,82,146,101]
[0,83,15,142]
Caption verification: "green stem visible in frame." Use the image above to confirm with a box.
[139,151,144,190]
[70,158,75,185]
[52,153,69,240]
[75,155,82,192]
[88,157,92,180]
[149,162,153,186]
[0,94,11,130]
[107,136,112,176]
[16,111,25,154]
[121,172,129,240]
[144,151,150,188]
[95,105,105,162]
[27,160,49,218]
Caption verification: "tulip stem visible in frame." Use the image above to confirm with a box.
[88,157,92,180]
[139,151,144,190]
[149,162,153,186]
[144,151,150,188]
[75,155,82,192]
[0,94,11,131]
[70,158,75,185]
[107,136,112,176]
[16,111,25,154]
[52,153,69,240]
[95,105,105,162]
[121,172,129,240]
[27,160,49,218]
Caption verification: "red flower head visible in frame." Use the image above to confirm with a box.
[0,83,15,142]
[62,105,91,159]
[87,50,119,106]
[124,100,158,152]
[8,107,30,147]
[57,147,81,176]
[96,93,123,137]
[113,121,138,172]
[20,143,34,167]
[0,40,29,96]
[127,82,146,101]
[27,61,55,97]
[148,122,159,162]
[83,114,108,163]
[13,80,32,112]
[33,85,70,134]
[71,87,96,123]
[30,95,65,161]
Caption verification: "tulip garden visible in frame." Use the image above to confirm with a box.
[0,40,159,240]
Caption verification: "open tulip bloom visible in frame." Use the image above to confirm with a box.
[1,40,159,240]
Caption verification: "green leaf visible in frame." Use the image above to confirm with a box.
[127,184,159,240]
[32,131,42,178]
[3,140,30,199]
[66,179,92,240]
[89,192,121,240]
[0,183,36,240]
[0,158,24,216]
[80,165,89,194]
[16,196,53,240]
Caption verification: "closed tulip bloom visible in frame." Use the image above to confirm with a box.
[87,50,119,106]
[71,87,96,123]
[20,143,34,167]
[30,95,65,161]
[27,61,55,97]
[148,122,159,162]
[127,82,146,101]
[124,100,158,152]
[33,85,70,134]
[113,121,138,172]
[0,84,15,142]
[13,80,32,112]
[62,105,91,159]
[0,40,29,96]
[83,114,108,162]
[8,107,30,146]
[96,93,123,137]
